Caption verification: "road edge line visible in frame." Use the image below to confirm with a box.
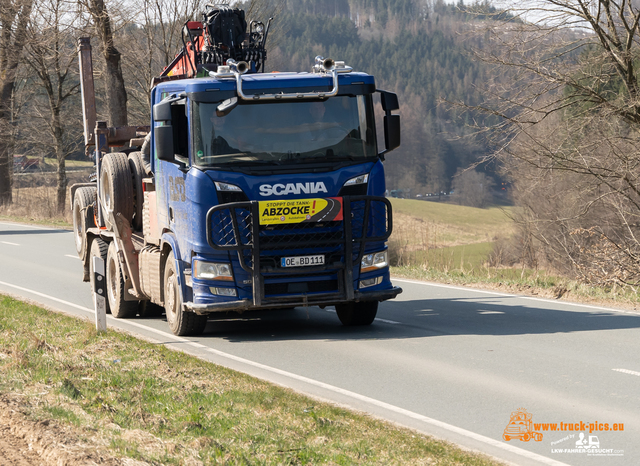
[392,277,640,315]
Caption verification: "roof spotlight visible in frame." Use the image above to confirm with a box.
[252,21,264,34]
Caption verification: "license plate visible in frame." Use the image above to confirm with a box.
[281,255,325,267]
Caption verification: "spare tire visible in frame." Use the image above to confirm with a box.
[99,153,134,230]
[73,186,97,259]
[128,152,145,231]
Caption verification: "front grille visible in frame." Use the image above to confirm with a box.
[259,221,343,250]
[265,279,338,296]
[206,195,392,305]
[209,205,253,247]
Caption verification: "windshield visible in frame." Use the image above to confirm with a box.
[192,95,377,167]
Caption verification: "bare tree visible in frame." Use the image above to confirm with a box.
[81,0,128,126]
[0,0,34,206]
[22,0,82,213]
[460,1,640,285]
[452,168,494,207]
[118,0,208,122]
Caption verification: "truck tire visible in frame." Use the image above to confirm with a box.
[128,152,145,231]
[164,251,207,336]
[335,301,378,326]
[106,241,138,318]
[73,186,96,259]
[89,237,110,314]
[100,152,134,230]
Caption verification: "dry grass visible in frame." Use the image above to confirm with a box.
[0,171,92,226]
[388,200,513,272]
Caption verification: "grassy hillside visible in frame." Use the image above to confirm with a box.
[390,198,513,245]
[388,198,513,272]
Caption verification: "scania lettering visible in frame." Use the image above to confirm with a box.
[70,5,402,336]
[259,182,328,196]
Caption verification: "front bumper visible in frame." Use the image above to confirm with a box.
[184,286,403,314]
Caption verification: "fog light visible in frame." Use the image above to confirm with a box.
[361,251,388,273]
[359,276,382,288]
[210,287,237,297]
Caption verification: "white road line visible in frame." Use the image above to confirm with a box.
[392,277,640,316]
[375,317,400,324]
[0,279,570,466]
[613,368,640,377]
[0,280,93,313]
[1,241,19,246]
[322,308,400,325]
[65,254,80,260]
[0,222,54,230]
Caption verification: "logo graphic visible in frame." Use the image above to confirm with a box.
[503,408,543,442]
[258,198,343,225]
[259,182,328,196]
[575,432,600,450]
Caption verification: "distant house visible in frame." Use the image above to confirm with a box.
[13,155,40,172]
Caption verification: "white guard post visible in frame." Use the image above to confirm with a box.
[92,255,107,332]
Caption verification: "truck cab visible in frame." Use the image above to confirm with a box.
[150,63,401,327]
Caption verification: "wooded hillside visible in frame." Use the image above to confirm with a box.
[269,0,509,194]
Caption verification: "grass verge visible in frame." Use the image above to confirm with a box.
[0,214,71,228]
[391,266,640,310]
[0,294,500,465]
[388,198,640,310]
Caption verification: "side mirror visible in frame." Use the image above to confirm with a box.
[154,100,173,122]
[380,91,399,112]
[377,89,401,156]
[155,125,175,162]
[384,115,400,152]
[153,93,186,121]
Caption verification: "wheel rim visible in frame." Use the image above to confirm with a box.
[166,272,177,322]
[100,170,112,211]
[73,202,83,250]
[108,255,118,305]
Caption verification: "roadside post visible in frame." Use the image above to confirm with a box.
[92,256,107,332]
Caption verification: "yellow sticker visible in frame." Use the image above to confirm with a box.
[258,198,343,225]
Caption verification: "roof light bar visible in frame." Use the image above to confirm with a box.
[209,57,352,102]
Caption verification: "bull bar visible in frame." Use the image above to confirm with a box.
[188,196,402,313]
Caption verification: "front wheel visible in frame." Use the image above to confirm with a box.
[164,251,207,336]
[335,301,378,326]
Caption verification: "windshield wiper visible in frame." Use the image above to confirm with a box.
[232,159,285,165]
[325,153,362,161]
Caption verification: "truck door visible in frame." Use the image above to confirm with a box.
[154,96,189,234]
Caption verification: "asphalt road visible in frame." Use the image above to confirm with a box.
[1,220,638,466]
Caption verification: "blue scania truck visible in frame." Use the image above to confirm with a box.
[70,5,402,335]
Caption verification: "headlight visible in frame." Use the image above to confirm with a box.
[343,174,369,186]
[360,251,388,273]
[193,260,233,281]
[214,181,242,192]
